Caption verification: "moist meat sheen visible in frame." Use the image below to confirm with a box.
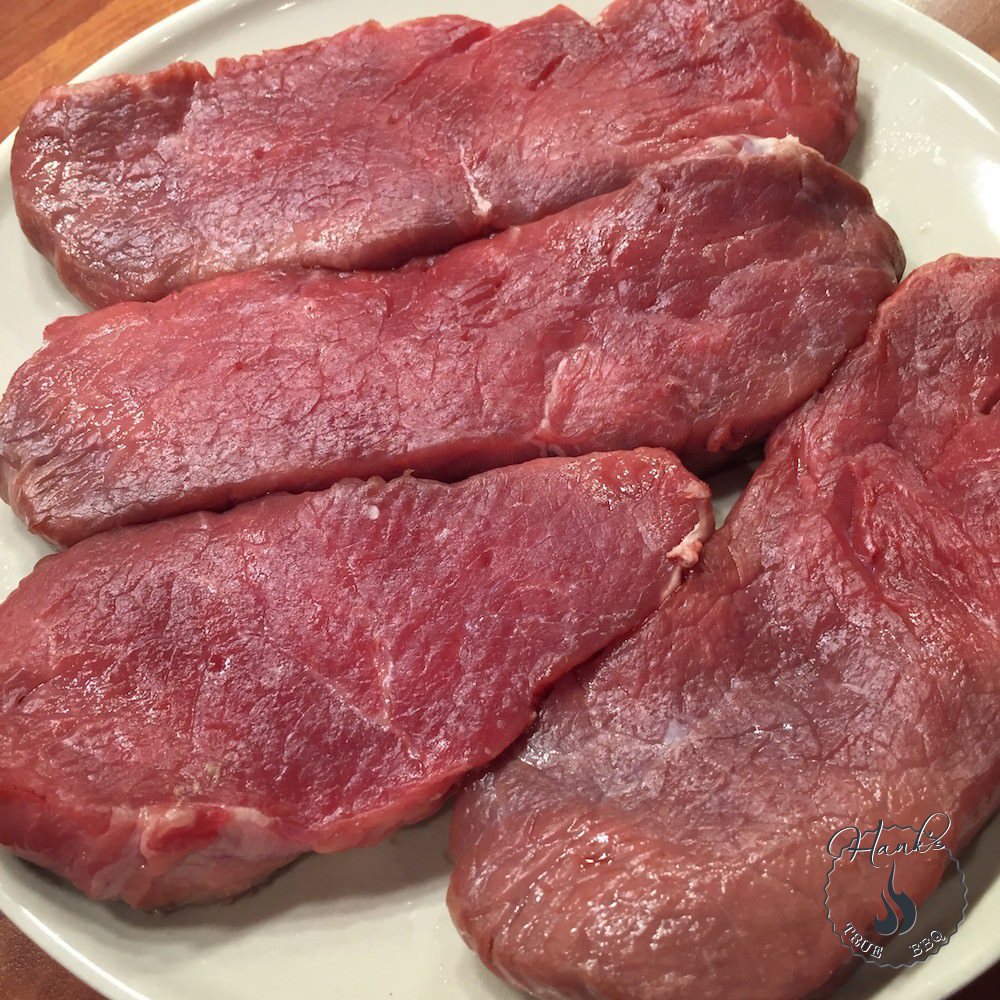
[10,0,859,306]
[0,449,711,909]
[447,256,1000,999]
[0,137,902,546]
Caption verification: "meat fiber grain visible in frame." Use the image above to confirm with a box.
[11,0,859,306]
[0,136,902,546]
[0,449,711,909]
[448,256,1000,1000]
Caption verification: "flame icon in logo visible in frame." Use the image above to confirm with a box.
[873,861,918,936]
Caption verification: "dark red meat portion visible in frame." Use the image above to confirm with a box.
[11,0,858,306]
[0,449,711,909]
[0,137,901,546]
[448,256,1000,1000]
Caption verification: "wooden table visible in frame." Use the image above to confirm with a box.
[0,0,998,996]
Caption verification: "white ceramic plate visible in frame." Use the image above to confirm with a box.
[0,1,998,997]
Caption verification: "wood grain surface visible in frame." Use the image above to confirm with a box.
[0,0,998,997]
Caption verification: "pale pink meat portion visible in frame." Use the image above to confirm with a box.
[0,137,902,546]
[0,449,711,909]
[448,256,1000,1000]
[11,0,858,306]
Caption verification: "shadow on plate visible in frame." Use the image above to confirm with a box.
[842,86,874,183]
[27,807,457,935]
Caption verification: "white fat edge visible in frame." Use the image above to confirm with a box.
[458,145,492,220]
[693,133,805,161]
[665,518,709,570]
[536,350,588,441]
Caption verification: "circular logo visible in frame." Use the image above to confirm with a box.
[824,813,967,969]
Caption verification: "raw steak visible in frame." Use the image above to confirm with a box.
[11,0,859,306]
[0,136,902,546]
[0,449,711,909]
[448,256,1000,999]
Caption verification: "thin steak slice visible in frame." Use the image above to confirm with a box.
[11,0,858,306]
[0,136,902,547]
[0,449,711,909]
[448,256,1000,1000]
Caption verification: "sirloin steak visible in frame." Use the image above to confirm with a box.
[0,449,711,909]
[11,0,859,306]
[448,256,1000,999]
[0,136,902,546]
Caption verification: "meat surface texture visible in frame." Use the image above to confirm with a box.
[11,0,859,306]
[448,256,1000,999]
[0,449,711,909]
[0,136,902,546]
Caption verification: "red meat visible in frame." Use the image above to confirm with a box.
[11,0,858,306]
[0,449,711,909]
[448,256,1000,1000]
[0,137,901,546]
